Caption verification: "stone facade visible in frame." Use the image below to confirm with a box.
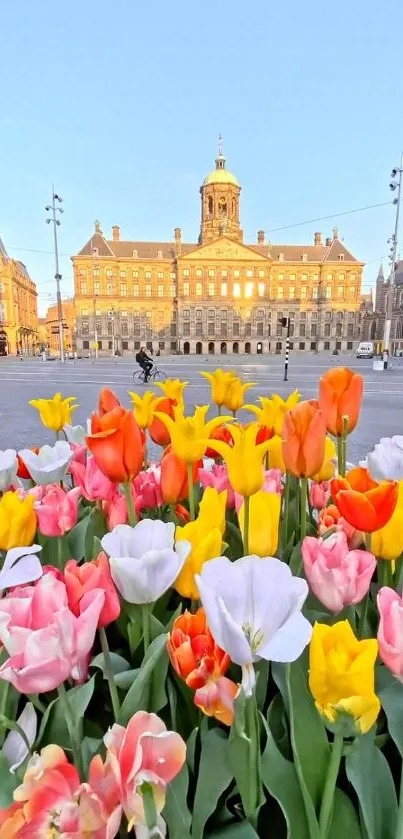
[44,298,76,355]
[72,146,364,356]
[0,235,38,355]
[374,262,403,352]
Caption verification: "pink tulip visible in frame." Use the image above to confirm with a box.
[34,484,81,537]
[377,587,403,678]
[199,464,235,508]
[309,481,330,510]
[0,572,105,693]
[70,457,115,502]
[234,468,282,512]
[133,465,163,510]
[69,442,87,468]
[102,710,186,830]
[302,530,376,613]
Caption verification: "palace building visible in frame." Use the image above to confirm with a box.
[72,143,364,356]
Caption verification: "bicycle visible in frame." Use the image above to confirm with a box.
[132,365,167,385]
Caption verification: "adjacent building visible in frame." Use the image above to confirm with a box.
[43,298,75,355]
[0,234,38,355]
[373,262,403,353]
[72,144,364,356]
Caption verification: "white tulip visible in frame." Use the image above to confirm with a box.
[63,421,90,446]
[196,554,312,695]
[0,449,17,491]
[366,436,403,482]
[18,441,73,485]
[3,702,37,772]
[101,521,190,604]
[0,545,42,591]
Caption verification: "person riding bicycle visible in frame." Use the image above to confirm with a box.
[135,347,153,382]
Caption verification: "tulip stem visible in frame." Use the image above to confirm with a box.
[337,436,344,478]
[341,416,349,476]
[318,732,344,839]
[243,495,250,555]
[57,682,83,778]
[187,463,196,521]
[123,482,137,526]
[218,405,222,416]
[300,478,308,543]
[99,626,121,721]
[142,603,151,651]
[282,474,291,550]
[365,533,372,553]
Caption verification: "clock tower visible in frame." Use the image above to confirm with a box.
[199,137,243,244]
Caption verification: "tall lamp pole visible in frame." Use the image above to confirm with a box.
[279,316,291,381]
[384,157,403,365]
[45,189,65,363]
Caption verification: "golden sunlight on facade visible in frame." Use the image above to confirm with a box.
[72,143,364,356]
[0,235,38,355]
[43,298,75,355]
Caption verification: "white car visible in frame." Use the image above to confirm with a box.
[356,342,374,359]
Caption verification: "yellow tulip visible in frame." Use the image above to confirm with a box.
[238,490,281,556]
[223,379,257,413]
[266,435,286,473]
[155,378,188,406]
[128,390,163,430]
[29,392,77,433]
[309,620,380,735]
[371,480,403,560]
[201,369,237,408]
[208,422,272,497]
[311,436,337,482]
[244,397,276,431]
[0,491,37,551]
[271,391,300,435]
[175,516,223,599]
[198,486,227,535]
[153,405,231,464]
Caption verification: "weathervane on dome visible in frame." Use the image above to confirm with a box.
[218,133,223,157]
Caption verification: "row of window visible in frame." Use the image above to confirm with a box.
[79,306,357,321]
[79,265,355,281]
[79,280,357,301]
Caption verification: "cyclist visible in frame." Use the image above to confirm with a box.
[135,347,153,382]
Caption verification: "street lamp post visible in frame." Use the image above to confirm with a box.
[45,189,65,364]
[93,299,98,360]
[383,157,403,366]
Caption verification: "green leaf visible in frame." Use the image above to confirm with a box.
[274,658,330,811]
[67,514,92,561]
[261,705,311,839]
[163,763,192,839]
[207,823,259,839]
[377,666,403,756]
[345,733,397,839]
[81,736,102,775]
[119,634,167,724]
[228,690,264,821]
[84,507,107,560]
[39,677,95,748]
[328,789,362,838]
[192,728,233,839]
[91,652,130,677]
[114,668,139,689]
[186,727,198,774]
[0,752,20,807]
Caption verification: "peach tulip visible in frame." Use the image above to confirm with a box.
[319,367,363,436]
[282,399,326,478]
[377,587,403,678]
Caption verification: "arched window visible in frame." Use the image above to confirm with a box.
[208,197,214,217]
[219,196,227,216]
[232,198,236,217]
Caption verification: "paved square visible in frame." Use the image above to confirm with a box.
[0,353,401,466]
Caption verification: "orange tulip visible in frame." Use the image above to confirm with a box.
[319,367,363,436]
[205,425,234,459]
[167,608,238,726]
[160,446,202,504]
[98,387,121,416]
[282,399,326,478]
[148,397,175,447]
[17,448,39,480]
[256,425,275,445]
[331,466,398,533]
[86,406,144,483]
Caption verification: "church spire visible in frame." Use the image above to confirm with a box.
[377,263,385,282]
[215,134,226,171]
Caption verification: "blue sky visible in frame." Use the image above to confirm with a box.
[1,0,402,314]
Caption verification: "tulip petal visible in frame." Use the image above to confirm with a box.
[3,702,37,772]
[0,547,42,591]
[196,566,253,666]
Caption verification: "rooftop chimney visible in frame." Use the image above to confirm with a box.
[112,225,120,242]
[257,230,265,244]
[174,227,182,242]
[325,236,332,246]
[314,232,322,246]
[333,226,339,240]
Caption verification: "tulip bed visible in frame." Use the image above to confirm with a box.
[1,369,403,838]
